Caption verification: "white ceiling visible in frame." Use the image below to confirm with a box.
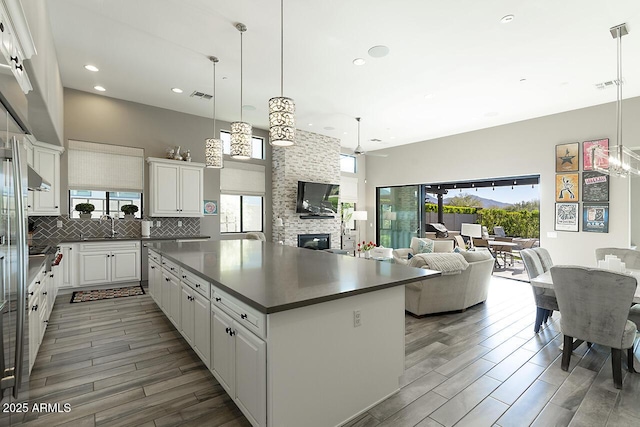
[47,0,640,152]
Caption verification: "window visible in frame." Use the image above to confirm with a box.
[220,130,265,160]
[70,190,142,219]
[220,195,263,233]
[340,154,356,173]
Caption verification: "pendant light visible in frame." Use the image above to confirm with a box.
[268,0,295,146]
[591,23,640,177]
[230,23,252,160]
[205,56,223,168]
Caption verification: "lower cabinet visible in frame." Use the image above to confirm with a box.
[77,241,140,286]
[148,257,161,304]
[211,306,266,427]
[161,270,182,330]
[180,283,210,367]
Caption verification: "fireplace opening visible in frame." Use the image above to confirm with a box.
[298,234,330,250]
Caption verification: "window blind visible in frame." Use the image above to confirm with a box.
[340,176,358,203]
[68,140,144,192]
[220,161,265,196]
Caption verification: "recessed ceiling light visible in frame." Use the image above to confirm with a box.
[353,58,366,66]
[94,85,106,92]
[308,123,313,126]
[324,126,335,131]
[242,105,256,111]
[84,64,99,72]
[171,87,183,93]
[343,132,348,135]
[368,45,390,58]
[390,136,396,139]
[501,15,515,23]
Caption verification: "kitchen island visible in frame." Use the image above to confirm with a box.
[150,240,439,427]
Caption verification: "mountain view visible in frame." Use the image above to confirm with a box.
[425,194,512,209]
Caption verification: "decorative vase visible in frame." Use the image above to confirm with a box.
[364,250,371,259]
[124,214,135,220]
[173,146,183,161]
[79,213,92,219]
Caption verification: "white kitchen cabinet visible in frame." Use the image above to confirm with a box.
[161,272,171,314]
[147,157,204,217]
[180,278,210,367]
[211,305,266,427]
[0,0,34,94]
[168,273,181,329]
[59,244,75,288]
[77,241,141,286]
[148,257,161,304]
[28,290,39,373]
[31,142,64,216]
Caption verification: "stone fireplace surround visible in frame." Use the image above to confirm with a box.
[272,129,341,249]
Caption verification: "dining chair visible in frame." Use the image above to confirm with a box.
[550,265,637,389]
[532,247,554,272]
[595,248,640,329]
[521,249,558,333]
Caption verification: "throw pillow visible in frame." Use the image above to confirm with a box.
[417,238,435,254]
[453,246,464,253]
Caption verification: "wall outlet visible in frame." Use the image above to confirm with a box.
[156,221,161,227]
[178,220,183,227]
[353,310,361,327]
[56,220,63,228]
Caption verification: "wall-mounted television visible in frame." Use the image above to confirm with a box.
[296,181,340,215]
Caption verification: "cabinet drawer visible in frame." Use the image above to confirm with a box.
[212,287,265,339]
[79,241,140,252]
[148,249,161,264]
[181,270,210,299]
[161,258,181,277]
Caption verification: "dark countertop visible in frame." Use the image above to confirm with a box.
[150,240,439,314]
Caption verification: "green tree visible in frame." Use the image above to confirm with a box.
[505,199,540,212]
[446,193,482,208]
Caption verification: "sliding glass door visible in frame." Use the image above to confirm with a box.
[377,185,422,249]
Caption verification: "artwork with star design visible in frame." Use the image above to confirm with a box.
[556,142,579,172]
[583,138,609,171]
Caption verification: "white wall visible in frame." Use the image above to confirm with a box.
[364,97,640,266]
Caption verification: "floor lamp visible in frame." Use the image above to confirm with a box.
[461,223,482,249]
[275,217,284,244]
[352,210,368,254]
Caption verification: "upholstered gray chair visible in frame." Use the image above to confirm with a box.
[595,248,640,329]
[245,232,266,241]
[521,248,558,333]
[532,247,554,272]
[550,266,637,389]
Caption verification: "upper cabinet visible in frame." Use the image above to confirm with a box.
[30,140,64,216]
[147,157,204,217]
[0,0,35,94]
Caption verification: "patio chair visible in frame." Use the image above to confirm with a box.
[493,226,506,237]
[551,266,637,389]
[494,236,514,266]
[454,235,466,250]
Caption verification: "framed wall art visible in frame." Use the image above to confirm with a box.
[555,203,579,232]
[203,200,218,215]
[583,138,609,171]
[582,171,609,202]
[555,173,579,202]
[583,203,609,233]
[556,142,579,172]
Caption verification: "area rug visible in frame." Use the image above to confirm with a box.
[70,285,145,303]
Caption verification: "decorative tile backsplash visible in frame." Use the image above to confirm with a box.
[30,216,200,245]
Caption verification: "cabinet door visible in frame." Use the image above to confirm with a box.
[169,274,182,329]
[161,273,172,315]
[152,163,180,216]
[79,252,110,285]
[61,245,75,287]
[111,250,140,282]
[179,166,203,216]
[193,292,210,367]
[234,322,267,427]
[28,295,40,374]
[33,148,60,215]
[148,260,159,302]
[212,308,235,396]
[180,283,194,345]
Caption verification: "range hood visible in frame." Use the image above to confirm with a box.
[28,165,50,192]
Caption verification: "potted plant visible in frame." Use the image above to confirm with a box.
[357,241,377,258]
[75,203,95,219]
[121,204,139,219]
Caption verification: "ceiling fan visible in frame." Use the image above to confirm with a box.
[352,117,388,157]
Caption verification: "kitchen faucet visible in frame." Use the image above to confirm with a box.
[100,214,118,238]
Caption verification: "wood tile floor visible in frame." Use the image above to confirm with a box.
[11,277,640,426]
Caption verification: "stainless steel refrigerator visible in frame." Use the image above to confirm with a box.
[0,99,31,425]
